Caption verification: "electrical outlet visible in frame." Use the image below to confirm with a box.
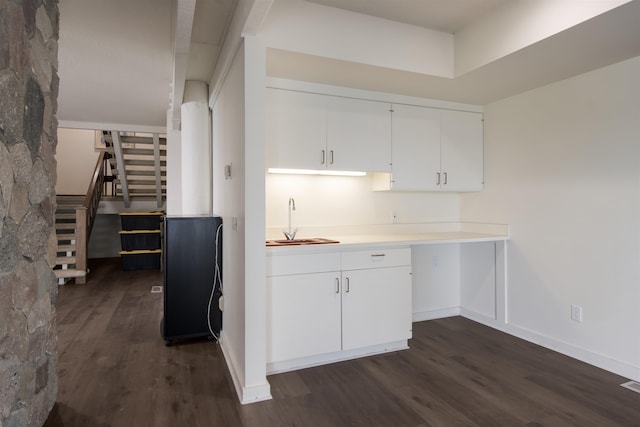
[571,304,583,322]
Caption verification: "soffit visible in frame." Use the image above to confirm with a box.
[306,0,510,33]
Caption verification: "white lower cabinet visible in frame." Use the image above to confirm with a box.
[267,272,342,363]
[341,265,412,351]
[266,247,412,370]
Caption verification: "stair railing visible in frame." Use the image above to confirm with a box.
[110,131,131,207]
[74,150,109,284]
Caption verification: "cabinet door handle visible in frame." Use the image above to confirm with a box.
[345,277,350,293]
[371,254,386,258]
[330,150,334,165]
[436,172,441,185]
[321,150,326,165]
[443,172,448,185]
[335,278,340,293]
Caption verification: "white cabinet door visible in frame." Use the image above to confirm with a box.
[341,266,412,351]
[267,272,342,363]
[440,110,484,191]
[390,104,441,191]
[327,97,392,172]
[266,88,327,170]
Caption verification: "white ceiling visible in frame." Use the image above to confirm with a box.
[56,0,640,129]
[57,0,174,129]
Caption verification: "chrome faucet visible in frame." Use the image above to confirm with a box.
[283,197,297,240]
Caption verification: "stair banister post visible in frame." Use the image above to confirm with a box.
[75,206,88,285]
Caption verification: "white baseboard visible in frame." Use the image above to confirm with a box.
[219,332,273,404]
[413,307,460,322]
[238,383,272,405]
[267,340,408,375]
[502,322,640,383]
[459,308,640,383]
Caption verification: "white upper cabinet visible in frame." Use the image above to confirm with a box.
[266,88,392,172]
[326,97,392,172]
[388,104,441,191]
[440,109,484,191]
[375,104,484,192]
[266,88,327,170]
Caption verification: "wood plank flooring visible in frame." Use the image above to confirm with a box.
[46,258,640,426]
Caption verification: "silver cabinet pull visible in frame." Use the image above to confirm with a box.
[345,277,350,293]
[371,254,386,258]
[443,172,448,185]
[321,150,326,165]
[335,278,340,293]
[330,150,334,165]
[436,172,441,185]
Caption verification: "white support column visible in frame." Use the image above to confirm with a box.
[180,80,212,215]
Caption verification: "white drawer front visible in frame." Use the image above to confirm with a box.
[341,247,411,270]
[267,252,341,276]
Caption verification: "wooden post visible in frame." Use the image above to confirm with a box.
[75,207,88,284]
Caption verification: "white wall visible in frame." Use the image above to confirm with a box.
[266,174,459,230]
[243,36,270,402]
[211,38,270,403]
[56,128,100,194]
[212,45,248,399]
[461,56,640,380]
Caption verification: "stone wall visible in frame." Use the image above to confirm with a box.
[0,0,60,425]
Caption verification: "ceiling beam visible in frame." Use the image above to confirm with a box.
[209,0,274,107]
[170,0,197,129]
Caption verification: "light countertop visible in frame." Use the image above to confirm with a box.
[266,222,509,254]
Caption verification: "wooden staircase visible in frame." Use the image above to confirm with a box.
[54,150,110,285]
[54,195,87,284]
[102,132,166,209]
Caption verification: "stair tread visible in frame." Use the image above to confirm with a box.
[57,245,76,252]
[123,170,166,176]
[56,215,77,220]
[56,256,76,264]
[54,269,86,279]
[119,135,167,145]
[114,195,164,200]
[122,145,167,156]
[115,181,166,187]
[55,223,76,230]
[124,160,167,167]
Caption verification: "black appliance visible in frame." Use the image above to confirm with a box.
[162,215,222,345]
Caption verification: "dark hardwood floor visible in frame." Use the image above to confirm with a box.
[46,258,640,427]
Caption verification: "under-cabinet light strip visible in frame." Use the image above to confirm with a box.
[267,168,366,177]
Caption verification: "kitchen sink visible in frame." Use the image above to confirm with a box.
[266,237,340,246]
